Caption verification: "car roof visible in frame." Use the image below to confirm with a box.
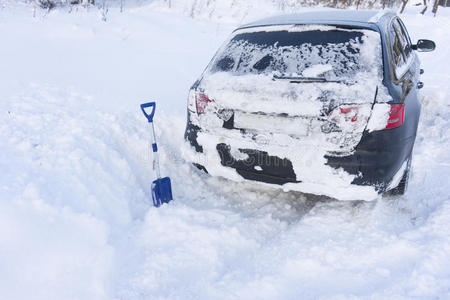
[237,10,395,31]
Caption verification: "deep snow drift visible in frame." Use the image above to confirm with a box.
[0,3,449,299]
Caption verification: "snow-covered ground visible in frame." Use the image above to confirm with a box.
[0,3,449,299]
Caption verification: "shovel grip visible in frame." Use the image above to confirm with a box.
[140,102,156,123]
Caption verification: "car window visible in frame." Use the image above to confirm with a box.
[209,26,382,81]
[390,18,412,70]
[391,31,405,67]
[396,18,412,57]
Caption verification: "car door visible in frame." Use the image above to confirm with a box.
[387,16,421,154]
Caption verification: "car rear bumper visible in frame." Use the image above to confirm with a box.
[184,112,414,200]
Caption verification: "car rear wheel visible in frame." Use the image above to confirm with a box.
[386,156,412,196]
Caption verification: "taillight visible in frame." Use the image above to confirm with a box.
[187,90,214,114]
[338,106,358,122]
[329,105,359,123]
[195,92,214,114]
[385,104,404,129]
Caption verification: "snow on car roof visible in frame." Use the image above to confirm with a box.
[238,10,393,30]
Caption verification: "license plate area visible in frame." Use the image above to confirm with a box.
[233,111,310,137]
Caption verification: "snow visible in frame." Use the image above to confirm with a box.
[209,25,382,80]
[366,103,390,132]
[302,63,333,77]
[387,159,408,190]
[0,3,450,299]
[395,54,415,79]
[368,9,393,23]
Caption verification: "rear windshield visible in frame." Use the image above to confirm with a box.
[209,25,382,80]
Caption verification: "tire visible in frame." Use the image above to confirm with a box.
[386,156,412,196]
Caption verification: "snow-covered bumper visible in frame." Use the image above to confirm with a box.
[183,112,412,201]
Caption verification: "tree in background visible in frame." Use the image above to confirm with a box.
[32,0,444,16]
[399,0,409,13]
[432,0,440,14]
[35,0,94,9]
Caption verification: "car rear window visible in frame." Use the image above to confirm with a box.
[209,25,382,80]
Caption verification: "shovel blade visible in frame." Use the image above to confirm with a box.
[151,177,173,207]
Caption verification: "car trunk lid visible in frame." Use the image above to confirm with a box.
[197,73,377,152]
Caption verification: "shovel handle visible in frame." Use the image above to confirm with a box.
[140,102,156,123]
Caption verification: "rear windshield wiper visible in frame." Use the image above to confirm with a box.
[272,75,351,84]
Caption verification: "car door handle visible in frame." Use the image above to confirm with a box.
[417,81,424,89]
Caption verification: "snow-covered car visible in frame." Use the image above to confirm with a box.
[183,10,435,201]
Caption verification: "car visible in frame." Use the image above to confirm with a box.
[183,10,435,201]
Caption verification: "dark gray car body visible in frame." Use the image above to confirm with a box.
[185,10,427,197]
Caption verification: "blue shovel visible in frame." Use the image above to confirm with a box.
[140,102,173,207]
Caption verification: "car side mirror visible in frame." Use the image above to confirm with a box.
[412,39,436,52]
